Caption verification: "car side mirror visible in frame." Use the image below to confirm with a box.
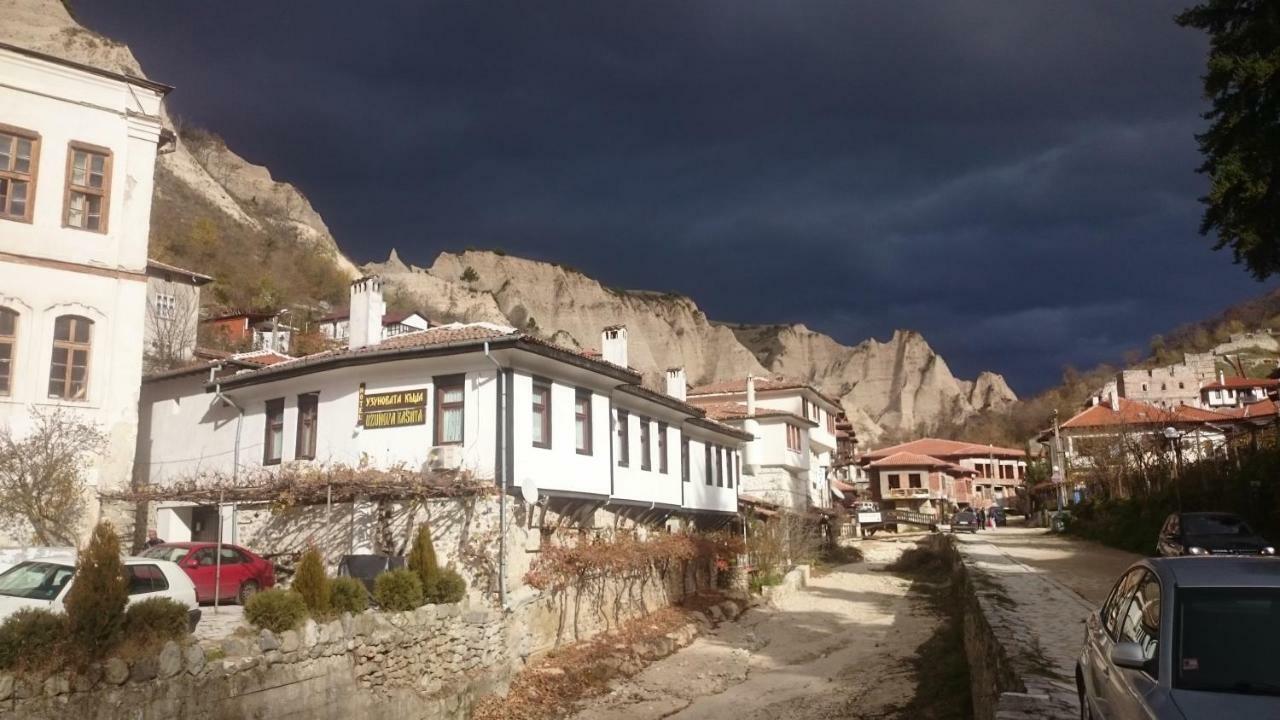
[1110,641,1148,670]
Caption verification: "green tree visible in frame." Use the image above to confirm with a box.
[1176,1,1280,278]
[291,547,330,615]
[64,521,128,659]
[407,524,440,592]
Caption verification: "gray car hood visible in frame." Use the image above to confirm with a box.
[1172,688,1280,719]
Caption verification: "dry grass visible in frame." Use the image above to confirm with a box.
[471,607,696,720]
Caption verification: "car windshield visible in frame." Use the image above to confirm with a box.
[1176,588,1280,695]
[1183,515,1252,536]
[0,561,75,601]
[141,546,190,563]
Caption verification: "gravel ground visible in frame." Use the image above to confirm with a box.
[964,524,1140,605]
[192,603,247,644]
[567,537,941,720]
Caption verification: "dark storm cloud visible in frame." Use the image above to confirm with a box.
[74,0,1275,393]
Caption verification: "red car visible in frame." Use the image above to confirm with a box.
[141,542,275,604]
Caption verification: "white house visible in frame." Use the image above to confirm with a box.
[135,278,749,545]
[1200,372,1278,410]
[0,41,171,544]
[317,307,430,343]
[686,376,842,511]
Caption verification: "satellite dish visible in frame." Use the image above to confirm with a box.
[519,476,539,505]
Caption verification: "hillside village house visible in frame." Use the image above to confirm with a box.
[317,307,429,343]
[1200,372,1279,409]
[685,376,842,512]
[135,278,750,550]
[201,310,295,353]
[144,258,212,369]
[0,41,171,544]
[859,438,1027,517]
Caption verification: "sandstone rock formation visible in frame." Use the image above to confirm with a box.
[0,0,358,278]
[369,250,1018,440]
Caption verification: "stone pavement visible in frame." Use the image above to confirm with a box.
[953,526,1140,720]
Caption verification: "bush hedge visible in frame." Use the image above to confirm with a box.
[244,589,308,633]
[0,608,68,671]
[123,597,190,647]
[330,576,369,614]
[292,547,330,615]
[407,525,441,592]
[426,567,466,604]
[373,569,423,611]
[64,521,128,659]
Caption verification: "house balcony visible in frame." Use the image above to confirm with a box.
[885,487,938,500]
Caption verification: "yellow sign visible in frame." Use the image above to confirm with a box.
[364,406,427,429]
[359,384,427,428]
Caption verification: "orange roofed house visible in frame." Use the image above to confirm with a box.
[858,438,1027,517]
[1038,394,1249,479]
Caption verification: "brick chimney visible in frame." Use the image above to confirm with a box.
[602,325,628,368]
[665,367,687,401]
[349,276,385,351]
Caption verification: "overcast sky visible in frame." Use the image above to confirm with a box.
[75,1,1275,394]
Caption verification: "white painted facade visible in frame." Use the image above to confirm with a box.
[318,312,430,343]
[0,43,169,543]
[136,289,747,539]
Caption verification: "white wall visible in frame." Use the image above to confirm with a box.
[0,48,165,543]
[611,404,682,508]
[682,430,740,513]
[510,372,610,498]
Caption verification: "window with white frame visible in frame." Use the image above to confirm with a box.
[155,293,177,320]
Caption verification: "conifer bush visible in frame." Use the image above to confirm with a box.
[426,567,467,604]
[407,524,440,592]
[64,521,128,659]
[123,597,190,647]
[329,576,369,614]
[291,546,330,615]
[373,569,423,611]
[244,589,308,633]
[0,608,68,670]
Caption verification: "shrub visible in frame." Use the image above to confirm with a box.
[329,576,369,614]
[407,525,440,593]
[0,608,68,671]
[123,597,190,647]
[426,567,466,604]
[748,572,783,594]
[460,266,479,282]
[244,589,308,633]
[373,569,423,611]
[64,521,128,659]
[291,547,330,616]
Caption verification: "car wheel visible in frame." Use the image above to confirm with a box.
[238,580,260,605]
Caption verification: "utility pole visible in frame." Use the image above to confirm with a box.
[1052,409,1065,514]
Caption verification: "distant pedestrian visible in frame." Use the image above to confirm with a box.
[145,529,164,548]
[976,508,985,531]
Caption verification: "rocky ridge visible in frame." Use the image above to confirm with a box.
[366,250,1018,440]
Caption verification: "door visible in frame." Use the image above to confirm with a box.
[186,547,218,602]
[1086,568,1143,718]
[215,547,249,599]
[1107,571,1162,718]
[125,563,171,603]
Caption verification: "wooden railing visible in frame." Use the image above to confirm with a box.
[883,509,939,527]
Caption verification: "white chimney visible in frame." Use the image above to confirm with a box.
[743,374,760,474]
[665,367,687,401]
[746,375,757,415]
[1109,392,1119,412]
[602,325,628,368]
[1218,369,1226,384]
[349,276,386,351]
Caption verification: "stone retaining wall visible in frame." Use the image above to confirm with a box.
[0,600,511,720]
[941,536,1076,720]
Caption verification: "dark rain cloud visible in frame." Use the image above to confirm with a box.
[74,0,1276,394]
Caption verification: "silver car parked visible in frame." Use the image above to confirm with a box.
[1077,557,1280,719]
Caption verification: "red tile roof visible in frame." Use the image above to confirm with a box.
[1216,399,1280,420]
[1202,377,1280,392]
[231,350,295,366]
[687,376,843,408]
[698,402,818,426]
[862,437,1026,461]
[1059,398,1233,430]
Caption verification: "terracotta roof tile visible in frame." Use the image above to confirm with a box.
[862,437,1025,460]
[867,451,954,468]
[1202,377,1280,392]
[1216,399,1279,420]
[699,402,818,426]
[1059,398,1233,430]
[687,376,843,408]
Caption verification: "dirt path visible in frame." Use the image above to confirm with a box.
[566,538,941,720]
[964,523,1140,604]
